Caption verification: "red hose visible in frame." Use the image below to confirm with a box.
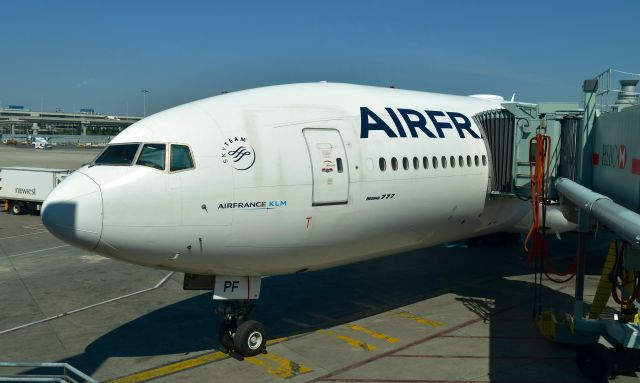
[610,242,640,305]
[524,133,576,283]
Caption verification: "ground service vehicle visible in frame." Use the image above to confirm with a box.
[1,167,70,214]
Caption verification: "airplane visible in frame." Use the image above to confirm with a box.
[40,82,575,357]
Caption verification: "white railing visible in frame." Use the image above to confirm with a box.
[0,362,97,383]
[592,68,640,112]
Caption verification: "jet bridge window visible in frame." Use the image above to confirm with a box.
[170,144,195,171]
[136,144,166,170]
[94,143,140,165]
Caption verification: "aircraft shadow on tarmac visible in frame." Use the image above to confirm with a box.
[39,233,636,380]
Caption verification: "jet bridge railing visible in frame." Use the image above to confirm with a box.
[593,68,640,112]
[0,362,97,383]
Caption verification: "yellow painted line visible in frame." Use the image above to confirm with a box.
[108,351,228,383]
[396,311,443,327]
[109,337,292,383]
[318,329,377,351]
[245,353,313,379]
[262,352,313,375]
[267,336,288,345]
[345,324,399,343]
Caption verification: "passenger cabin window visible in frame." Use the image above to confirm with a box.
[482,155,487,166]
[413,157,419,170]
[450,156,455,168]
[136,143,166,170]
[474,155,480,167]
[467,155,472,167]
[441,156,447,168]
[432,156,438,169]
[423,156,429,169]
[391,157,398,171]
[379,157,386,171]
[402,157,409,170]
[94,143,140,165]
[336,158,344,173]
[171,144,195,171]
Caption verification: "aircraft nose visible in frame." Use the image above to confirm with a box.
[42,171,103,251]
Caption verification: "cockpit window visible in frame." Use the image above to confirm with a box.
[170,144,194,171]
[136,144,166,170]
[94,144,140,165]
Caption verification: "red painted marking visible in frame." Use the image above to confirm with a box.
[592,153,599,165]
[306,285,577,383]
[306,304,520,383]
[320,379,568,383]
[390,354,571,360]
[306,217,312,229]
[632,159,640,175]
[618,145,628,169]
[440,335,543,340]
[320,379,489,383]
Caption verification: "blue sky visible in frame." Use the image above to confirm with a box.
[1,0,638,116]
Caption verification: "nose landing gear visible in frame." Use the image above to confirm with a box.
[216,300,267,358]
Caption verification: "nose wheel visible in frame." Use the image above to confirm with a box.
[216,300,267,358]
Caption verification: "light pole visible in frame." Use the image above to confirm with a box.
[141,89,149,117]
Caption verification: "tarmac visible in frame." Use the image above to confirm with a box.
[0,144,100,169]
[0,145,638,382]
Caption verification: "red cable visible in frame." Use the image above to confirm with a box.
[610,242,640,305]
[524,133,576,283]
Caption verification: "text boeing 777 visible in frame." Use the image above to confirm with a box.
[41,82,573,356]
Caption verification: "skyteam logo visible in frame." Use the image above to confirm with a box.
[221,136,256,170]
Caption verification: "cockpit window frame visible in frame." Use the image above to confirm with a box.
[93,142,142,166]
[136,143,167,171]
[168,143,196,173]
[92,142,195,173]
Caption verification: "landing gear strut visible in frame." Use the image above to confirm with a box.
[216,300,267,357]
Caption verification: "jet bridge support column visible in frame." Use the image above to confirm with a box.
[574,79,598,319]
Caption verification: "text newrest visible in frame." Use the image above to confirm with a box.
[360,107,480,139]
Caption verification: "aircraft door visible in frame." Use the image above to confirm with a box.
[303,128,349,205]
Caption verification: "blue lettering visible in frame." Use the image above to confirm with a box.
[385,108,407,137]
[398,108,436,138]
[447,112,479,139]
[425,110,452,138]
[360,107,398,138]
[360,107,478,140]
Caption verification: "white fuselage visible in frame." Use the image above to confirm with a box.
[42,83,532,276]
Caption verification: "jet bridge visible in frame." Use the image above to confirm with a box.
[489,69,640,381]
[474,100,582,198]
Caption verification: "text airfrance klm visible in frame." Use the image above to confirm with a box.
[360,107,480,139]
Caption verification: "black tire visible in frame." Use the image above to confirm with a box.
[233,320,266,357]
[576,343,614,382]
[218,321,235,351]
[11,202,24,215]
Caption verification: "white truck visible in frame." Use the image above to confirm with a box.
[0,167,71,215]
